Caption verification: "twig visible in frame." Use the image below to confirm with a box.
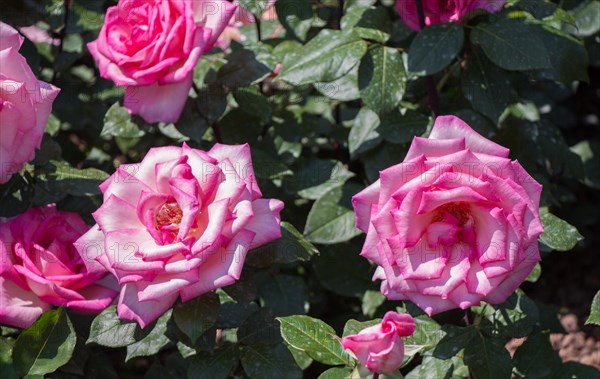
[464,308,474,379]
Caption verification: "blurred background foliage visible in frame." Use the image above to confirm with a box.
[1,0,599,378]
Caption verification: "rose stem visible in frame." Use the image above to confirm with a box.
[414,0,440,117]
[372,373,379,379]
[464,308,474,379]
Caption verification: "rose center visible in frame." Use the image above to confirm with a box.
[432,202,471,226]
[154,201,183,228]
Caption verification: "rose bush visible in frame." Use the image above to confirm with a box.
[0,0,597,377]
[75,143,284,327]
[0,21,59,184]
[352,116,544,315]
[341,311,416,374]
[87,0,236,123]
[0,205,118,329]
[396,0,506,30]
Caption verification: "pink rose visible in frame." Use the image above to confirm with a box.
[0,22,60,184]
[18,25,60,46]
[341,311,416,374]
[0,205,118,329]
[87,0,237,124]
[352,116,543,316]
[396,0,506,31]
[75,143,284,327]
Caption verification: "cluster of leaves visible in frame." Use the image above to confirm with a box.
[1,0,600,378]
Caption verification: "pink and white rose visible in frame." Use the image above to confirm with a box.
[75,143,284,327]
[87,0,237,124]
[396,0,506,31]
[0,22,60,184]
[341,311,416,374]
[352,116,543,316]
[0,205,118,329]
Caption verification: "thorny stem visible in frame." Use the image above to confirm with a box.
[191,82,223,143]
[414,0,440,117]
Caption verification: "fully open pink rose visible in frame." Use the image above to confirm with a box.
[396,0,506,31]
[0,22,60,184]
[75,143,284,327]
[87,0,236,123]
[352,116,543,316]
[342,311,416,374]
[0,205,118,329]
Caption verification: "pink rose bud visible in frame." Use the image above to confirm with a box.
[75,143,284,327]
[342,311,416,374]
[0,22,60,184]
[0,205,119,329]
[87,0,237,123]
[352,116,544,316]
[396,0,506,31]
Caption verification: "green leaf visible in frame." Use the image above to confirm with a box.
[315,65,361,102]
[408,23,464,75]
[238,309,282,346]
[530,26,589,83]
[539,207,583,251]
[571,139,600,189]
[216,48,272,87]
[248,222,319,267]
[279,30,368,85]
[250,148,293,180]
[341,5,391,43]
[585,290,600,326]
[285,344,313,370]
[358,46,406,115]
[0,338,18,379]
[476,291,540,338]
[313,244,375,297]
[525,263,542,283]
[87,306,145,348]
[471,19,551,71]
[362,291,386,317]
[546,361,600,379]
[173,292,220,345]
[403,315,443,348]
[432,325,476,359]
[342,319,381,337]
[101,102,144,138]
[188,345,239,379]
[562,0,600,37]
[513,332,561,379]
[234,87,272,123]
[283,158,355,200]
[276,0,313,41]
[237,0,270,16]
[304,183,363,244]
[462,50,512,122]
[241,343,302,379]
[463,332,513,379]
[277,315,350,365]
[348,107,382,157]
[405,355,453,379]
[13,308,76,377]
[125,310,172,362]
[258,274,308,316]
[318,367,354,379]
[378,111,429,144]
